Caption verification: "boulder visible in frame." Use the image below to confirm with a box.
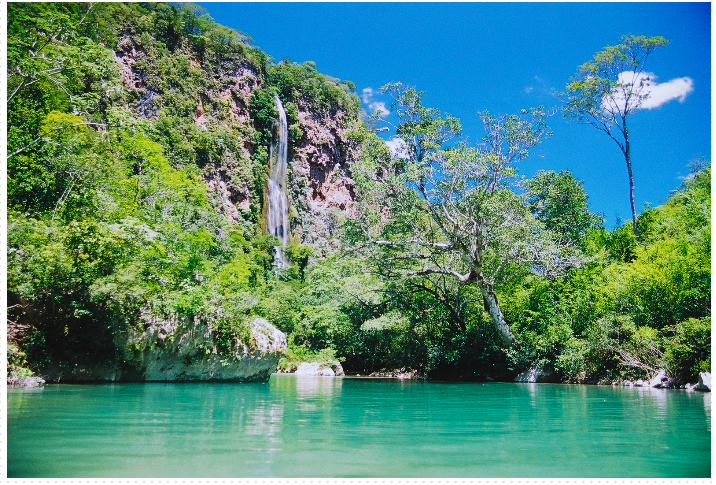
[368,368,424,379]
[514,366,556,383]
[649,370,668,388]
[7,375,45,388]
[696,372,711,392]
[295,362,342,377]
[131,316,287,382]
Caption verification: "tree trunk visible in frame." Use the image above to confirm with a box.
[623,120,638,236]
[476,276,516,347]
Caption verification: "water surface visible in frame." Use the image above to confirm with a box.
[7,375,711,477]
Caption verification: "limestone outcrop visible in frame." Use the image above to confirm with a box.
[696,372,711,392]
[129,316,287,382]
[36,316,286,383]
[294,361,345,377]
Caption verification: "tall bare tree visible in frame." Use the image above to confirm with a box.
[562,35,670,236]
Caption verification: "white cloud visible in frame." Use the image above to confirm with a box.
[362,87,391,116]
[385,137,409,159]
[369,101,390,116]
[524,75,556,97]
[605,71,694,112]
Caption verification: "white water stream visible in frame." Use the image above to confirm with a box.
[266,95,289,268]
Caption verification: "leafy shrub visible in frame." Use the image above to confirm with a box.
[663,317,711,382]
[277,341,342,373]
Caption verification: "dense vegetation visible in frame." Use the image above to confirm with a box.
[7,2,710,385]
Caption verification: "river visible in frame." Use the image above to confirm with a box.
[7,374,711,477]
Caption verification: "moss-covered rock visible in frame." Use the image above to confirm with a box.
[128,315,286,382]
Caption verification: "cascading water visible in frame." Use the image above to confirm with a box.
[266,95,289,268]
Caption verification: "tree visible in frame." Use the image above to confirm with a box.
[525,170,603,246]
[562,35,670,236]
[348,84,584,347]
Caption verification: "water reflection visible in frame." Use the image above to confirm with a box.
[294,375,343,399]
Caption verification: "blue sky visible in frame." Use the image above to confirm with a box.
[201,2,711,227]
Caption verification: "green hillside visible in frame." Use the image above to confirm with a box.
[7,3,710,385]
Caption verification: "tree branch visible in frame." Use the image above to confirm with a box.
[407,267,472,282]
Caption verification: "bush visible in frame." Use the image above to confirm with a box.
[277,341,342,373]
[663,317,711,382]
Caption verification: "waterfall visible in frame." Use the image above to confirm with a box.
[266,95,289,268]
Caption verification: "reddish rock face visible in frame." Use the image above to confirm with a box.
[114,37,144,91]
[194,98,207,127]
[290,101,358,247]
[113,39,357,243]
[218,63,258,127]
[295,106,356,215]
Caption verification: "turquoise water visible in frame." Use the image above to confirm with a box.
[7,375,711,477]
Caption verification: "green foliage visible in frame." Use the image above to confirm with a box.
[563,35,670,124]
[284,242,312,282]
[7,343,34,379]
[604,223,638,262]
[663,318,711,382]
[267,60,360,118]
[277,342,342,373]
[257,280,302,334]
[526,170,603,246]
[503,164,710,383]
[7,5,710,385]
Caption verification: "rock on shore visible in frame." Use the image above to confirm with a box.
[7,374,45,388]
[137,317,287,382]
[294,361,344,376]
[649,370,669,388]
[514,366,557,383]
[696,372,711,392]
[368,368,425,379]
[38,316,287,383]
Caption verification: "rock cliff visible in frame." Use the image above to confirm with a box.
[114,36,359,248]
[289,101,358,251]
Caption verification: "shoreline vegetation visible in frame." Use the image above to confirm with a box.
[7,3,710,390]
